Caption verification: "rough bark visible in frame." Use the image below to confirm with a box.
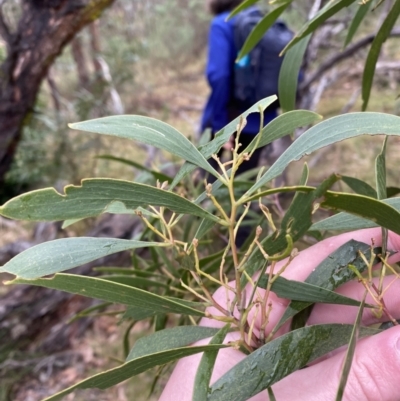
[0,0,115,185]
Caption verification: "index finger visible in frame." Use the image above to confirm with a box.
[276,227,399,281]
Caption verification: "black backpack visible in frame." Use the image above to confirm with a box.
[233,7,293,109]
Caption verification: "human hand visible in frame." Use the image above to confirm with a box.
[159,228,400,401]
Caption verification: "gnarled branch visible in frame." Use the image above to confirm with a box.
[0,0,116,185]
[300,28,400,92]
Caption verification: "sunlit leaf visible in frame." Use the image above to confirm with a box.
[9,274,205,316]
[362,0,400,110]
[69,115,218,176]
[0,237,164,279]
[0,178,221,223]
[208,324,379,401]
[193,325,230,401]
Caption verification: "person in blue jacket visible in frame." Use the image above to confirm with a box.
[201,0,278,177]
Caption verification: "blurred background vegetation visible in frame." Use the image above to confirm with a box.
[1,0,400,400]
[3,0,400,200]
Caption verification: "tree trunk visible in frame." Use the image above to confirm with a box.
[0,0,115,185]
[71,36,91,90]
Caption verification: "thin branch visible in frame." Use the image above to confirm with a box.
[341,87,361,114]
[308,0,322,20]
[300,28,400,92]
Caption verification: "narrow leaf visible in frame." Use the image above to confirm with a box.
[127,326,220,361]
[193,325,230,401]
[258,275,365,307]
[335,291,367,401]
[101,276,169,289]
[243,185,313,203]
[0,178,220,223]
[69,115,218,176]
[237,3,291,59]
[208,324,379,401]
[341,176,377,198]
[274,240,378,332]
[8,274,205,316]
[171,96,277,188]
[94,267,145,275]
[242,175,340,284]
[244,110,321,153]
[96,155,173,183]
[228,0,260,18]
[42,345,227,401]
[311,197,400,231]
[278,35,311,112]
[375,137,388,200]
[62,218,83,228]
[69,302,113,323]
[362,0,400,110]
[193,219,216,244]
[245,112,400,196]
[283,0,357,53]
[267,387,277,401]
[298,163,309,186]
[344,1,372,48]
[321,191,400,236]
[0,237,164,279]
[386,186,400,198]
[122,307,157,321]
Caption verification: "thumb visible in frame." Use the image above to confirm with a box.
[271,326,400,401]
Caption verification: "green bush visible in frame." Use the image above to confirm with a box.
[2,1,400,399]
[1,97,400,400]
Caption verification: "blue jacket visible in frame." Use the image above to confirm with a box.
[201,10,278,135]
